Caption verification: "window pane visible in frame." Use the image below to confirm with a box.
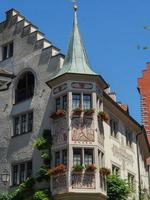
[84,149,93,165]
[56,98,61,111]
[62,149,67,166]
[73,148,82,166]
[21,114,27,134]
[13,165,18,185]
[83,94,91,109]
[55,152,60,166]
[72,94,81,109]
[14,117,20,135]
[63,95,67,110]
[20,163,25,183]
[112,165,120,175]
[28,112,33,132]
[27,161,32,178]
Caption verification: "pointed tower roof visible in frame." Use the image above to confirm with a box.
[55,3,97,78]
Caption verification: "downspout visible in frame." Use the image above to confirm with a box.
[136,125,144,200]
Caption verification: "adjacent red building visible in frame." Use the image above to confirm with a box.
[138,62,150,144]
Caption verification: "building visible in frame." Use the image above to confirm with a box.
[138,62,150,144]
[0,4,149,200]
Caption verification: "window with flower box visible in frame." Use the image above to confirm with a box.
[73,148,94,166]
[63,95,67,110]
[83,94,92,109]
[72,94,81,109]
[13,112,33,136]
[12,161,32,186]
[54,149,67,166]
[55,152,60,166]
[56,98,61,111]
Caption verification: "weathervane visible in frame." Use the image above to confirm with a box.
[72,0,78,11]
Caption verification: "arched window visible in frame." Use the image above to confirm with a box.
[15,72,35,103]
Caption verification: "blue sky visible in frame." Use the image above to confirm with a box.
[0,0,150,122]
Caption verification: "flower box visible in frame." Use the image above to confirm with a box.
[72,107,82,116]
[99,167,111,176]
[48,164,66,175]
[85,164,97,172]
[73,165,85,172]
[84,108,95,116]
[97,111,109,122]
[50,110,66,119]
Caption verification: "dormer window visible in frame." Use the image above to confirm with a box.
[2,41,13,60]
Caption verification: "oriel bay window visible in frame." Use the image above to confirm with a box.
[73,148,94,166]
[54,149,67,166]
[72,94,81,109]
[12,161,32,186]
[63,95,67,110]
[83,94,92,109]
[56,98,61,111]
[14,112,33,136]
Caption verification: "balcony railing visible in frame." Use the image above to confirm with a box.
[72,172,96,189]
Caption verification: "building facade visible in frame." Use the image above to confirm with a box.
[0,6,149,200]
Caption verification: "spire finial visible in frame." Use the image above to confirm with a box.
[73,0,78,12]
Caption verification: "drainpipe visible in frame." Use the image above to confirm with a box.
[136,125,144,200]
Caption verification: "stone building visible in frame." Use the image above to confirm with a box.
[0,4,149,200]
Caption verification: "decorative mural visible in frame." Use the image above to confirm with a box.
[53,172,67,190]
[112,144,134,167]
[53,83,67,95]
[72,172,96,189]
[53,118,67,145]
[71,117,95,143]
[71,82,93,90]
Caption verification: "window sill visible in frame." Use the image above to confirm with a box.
[11,131,32,138]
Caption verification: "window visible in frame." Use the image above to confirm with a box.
[21,115,26,134]
[63,95,67,110]
[2,41,13,60]
[84,149,93,165]
[73,148,82,166]
[14,117,20,136]
[98,150,104,168]
[55,152,60,166]
[12,161,32,186]
[126,129,132,147]
[128,173,134,190]
[56,98,61,111]
[20,163,25,183]
[83,94,92,109]
[15,72,34,103]
[62,149,67,165]
[28,112,33,132]
[112,164,120,175]
[12,165,18,186]
[72,94,81,109]
[73,148,94,166]
[110,119,118,138]
[13,112,33,136]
